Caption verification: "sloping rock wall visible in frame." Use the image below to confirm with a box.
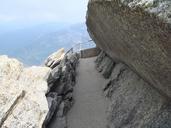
[95,51,171,128]
[86,0,171,98]
[43,53,79,128]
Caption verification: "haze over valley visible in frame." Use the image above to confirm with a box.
[0,23,91,65]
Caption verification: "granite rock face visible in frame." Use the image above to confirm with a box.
[0,55,51,128]
[95,51,171,128]
[86,0,171,98]
[0,51,79,128]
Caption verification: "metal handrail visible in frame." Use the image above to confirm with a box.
[64,40,95,57]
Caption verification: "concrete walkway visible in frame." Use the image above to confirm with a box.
[67,57,109,128]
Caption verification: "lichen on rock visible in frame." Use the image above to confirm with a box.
[122,0,171,23]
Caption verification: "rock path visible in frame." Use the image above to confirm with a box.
[67,57,109,128]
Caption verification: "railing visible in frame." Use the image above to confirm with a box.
[72,40,95,53]
[65,40,96,57]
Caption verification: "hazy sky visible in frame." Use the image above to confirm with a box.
[0,0,89,24]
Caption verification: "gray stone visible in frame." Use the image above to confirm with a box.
[86,0,171,98]
[64,92,73,101]
[95,53,171,128]
[47,66,62,85]
[48,117,67,128]
[56,102,65,117]
[43,93,61,128]
[102,57,115,79]
[44,52,79,128]
[64,99,74,115]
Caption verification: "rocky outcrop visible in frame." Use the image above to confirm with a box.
[95,51,171,128]
[45,48,65,69]
[0,55,51,128]
[43,52,79,128]
[0,50,79,128]
[86,0,171,98]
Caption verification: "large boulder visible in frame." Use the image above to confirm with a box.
[86,0,171,98]
[0,55,51,128]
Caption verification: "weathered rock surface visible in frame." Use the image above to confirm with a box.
[0,55,51,128]
[86,0,171,98]
[95,52,115,78]
[96,51,171,128]
[43,53,79,128]
[0,50,79,128]
[45,48,65,68]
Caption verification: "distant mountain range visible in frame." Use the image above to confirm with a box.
[0,23,93,65]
